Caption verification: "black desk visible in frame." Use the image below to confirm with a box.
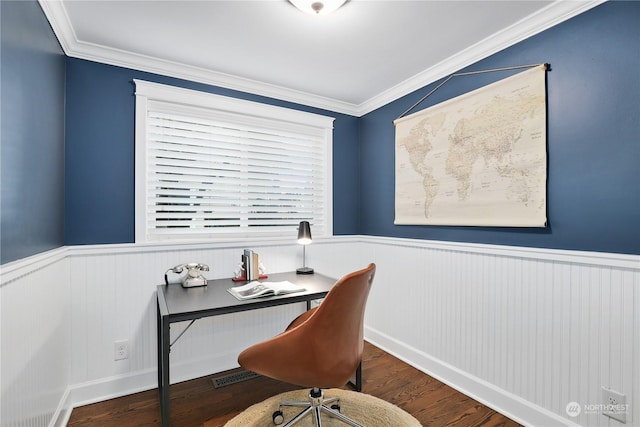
[156,271,345,427]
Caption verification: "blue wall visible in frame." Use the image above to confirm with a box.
[1,1,66,264]
[64,59,361,244]
[3,1,638,261]
[360,1,639,255]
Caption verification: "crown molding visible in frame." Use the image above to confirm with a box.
[39,0,606,117]
[357,0,607,115]
[37,0,360,116]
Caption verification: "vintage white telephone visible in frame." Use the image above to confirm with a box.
[164,262,209,288]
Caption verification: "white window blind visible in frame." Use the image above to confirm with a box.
[134,80,333,242]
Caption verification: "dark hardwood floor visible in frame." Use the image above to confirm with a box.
[68,342,520,426]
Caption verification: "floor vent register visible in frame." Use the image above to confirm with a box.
[212,370,260,388]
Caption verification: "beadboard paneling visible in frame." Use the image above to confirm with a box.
[358,239,639,427]
[63,239,362,397]
[1,253,70,427]
[1,238,637,427]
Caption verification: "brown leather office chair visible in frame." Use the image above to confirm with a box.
[238,263,376,427]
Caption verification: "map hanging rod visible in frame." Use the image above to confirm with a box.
[395,63,550,122]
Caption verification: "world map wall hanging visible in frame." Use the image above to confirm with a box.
[394,64,548,227]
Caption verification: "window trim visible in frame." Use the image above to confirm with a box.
[134,79,334,243]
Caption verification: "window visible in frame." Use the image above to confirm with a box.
[134,80,333,243]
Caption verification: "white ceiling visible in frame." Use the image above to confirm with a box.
[40,0,603,116]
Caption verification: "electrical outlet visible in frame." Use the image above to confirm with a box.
[602,387,627,424]
[114,340,129,361]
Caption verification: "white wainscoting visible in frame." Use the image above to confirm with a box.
[1,237,637,427]
[357,237,639,427]
[0,249,71,427]
[0,237,362,427]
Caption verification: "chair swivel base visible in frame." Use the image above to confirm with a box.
[272,387,363,427]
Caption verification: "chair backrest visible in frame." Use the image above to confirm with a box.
[237,263,376,388]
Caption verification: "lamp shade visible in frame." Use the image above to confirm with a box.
[297,221,312,245]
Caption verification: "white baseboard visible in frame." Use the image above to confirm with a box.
[364,326,579,427]
[52,369,157,427]
[51,350,241,427]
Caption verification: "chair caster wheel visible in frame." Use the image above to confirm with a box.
[327,403,341,419]
[272,410,284,425]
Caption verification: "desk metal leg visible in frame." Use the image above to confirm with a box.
[157,300,171,426]
[348,360,362,392]
[355,360,362,391]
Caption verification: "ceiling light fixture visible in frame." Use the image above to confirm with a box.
[289,0,347,15]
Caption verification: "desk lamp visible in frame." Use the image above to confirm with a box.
[296,221,314,274]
